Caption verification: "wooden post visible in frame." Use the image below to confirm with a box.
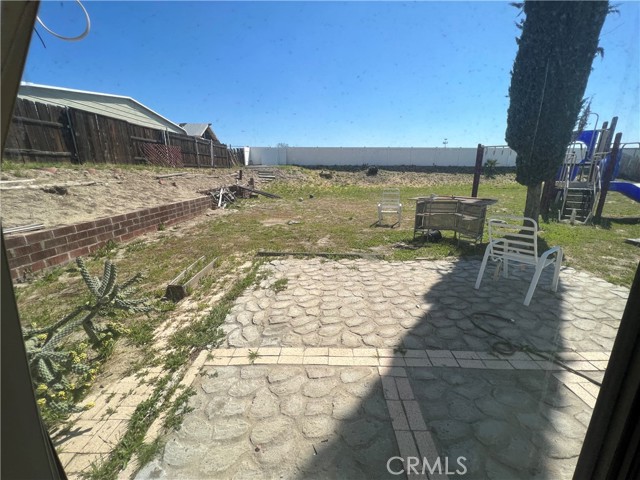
[209,139,214,167]
[125,121,135,164]
[64,107,80,164]
[595,121,608,155]
[597,117,617,157]
[194,137,199,167]
[595,132,623,222]
[94,113,107,163]
[163,130,169,166]
[471,144,484,197]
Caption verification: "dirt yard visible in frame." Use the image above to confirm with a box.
[0,167,243,228]
[0,165,510,229]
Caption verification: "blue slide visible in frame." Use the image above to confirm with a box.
[610,181,640,203]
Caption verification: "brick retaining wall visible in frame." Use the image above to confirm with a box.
[5,196,212,280]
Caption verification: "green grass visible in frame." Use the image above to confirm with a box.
[85,374,173,480]
[126,319,158,347]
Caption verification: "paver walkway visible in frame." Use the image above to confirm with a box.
[137,258,628,479]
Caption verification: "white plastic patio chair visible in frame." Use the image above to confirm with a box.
[474,217,563,306]
[377,189,402,226]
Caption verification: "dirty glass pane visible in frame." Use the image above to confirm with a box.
[3,1,638,479]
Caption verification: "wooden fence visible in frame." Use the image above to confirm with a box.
[2,98,242,168]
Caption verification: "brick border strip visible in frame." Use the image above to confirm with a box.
[5,196,212,280]
[382,376,448,480]
[204,347,610,372]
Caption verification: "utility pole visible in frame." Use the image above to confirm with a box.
[443,138,448,149]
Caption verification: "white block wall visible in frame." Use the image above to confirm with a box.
[245,146,518,167]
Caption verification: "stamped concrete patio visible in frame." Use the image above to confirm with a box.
[137,258,629,479]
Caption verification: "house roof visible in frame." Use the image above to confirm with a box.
[179,123,221,143]
[18,82,186,134]
[179,123,210,136]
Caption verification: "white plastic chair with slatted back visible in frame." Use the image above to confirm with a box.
[474,217,563,306]
[377,189,402,227]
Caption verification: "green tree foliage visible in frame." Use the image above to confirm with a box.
[574,98,594,140]
[505,1,609,220]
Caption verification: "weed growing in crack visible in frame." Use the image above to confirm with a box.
[135,439,163,473]
[394,346,407,356]
[168,261,263,360]
[271,278,288,293]
[164,386,196,431]
[248,350,260,364]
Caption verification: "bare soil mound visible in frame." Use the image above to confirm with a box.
[0,167,242,228]
[1,165,515,229]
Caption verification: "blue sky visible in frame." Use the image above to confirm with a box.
[23,1,640,147]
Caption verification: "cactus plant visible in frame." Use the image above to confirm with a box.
[23,258,151,418]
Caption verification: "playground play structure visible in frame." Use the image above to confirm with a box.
[473,116,640,224]
[555,116,639,223]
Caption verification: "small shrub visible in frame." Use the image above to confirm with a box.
[483,159,499,179]
[93,240,118,259]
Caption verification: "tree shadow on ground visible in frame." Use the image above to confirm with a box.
[299,255,613,479]
[139,254,623,479]
[598,216,640,228]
